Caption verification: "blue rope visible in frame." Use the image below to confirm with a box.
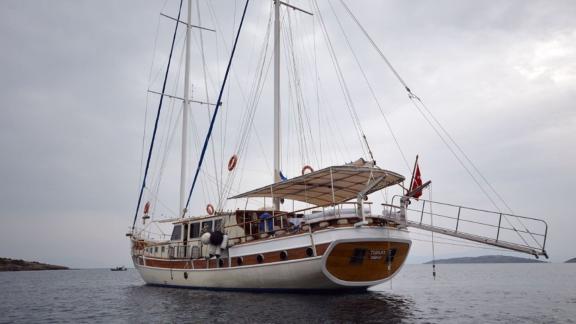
[132,0,184,229]
[185,0,251,211]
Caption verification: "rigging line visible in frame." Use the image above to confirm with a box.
[150,43,186,198]
[139,94,150,195]
[312,0,369,159]
[202,2,260,210]
[408,99,499,209]
[148,33,186,190]
[327,0,411,172]
[285,11,318,166]
[221,0,240,204]
[202,0,271,195]
[144,187,179,219]
[410,237,511,252]
[339,0,411,94]
[409,230,511,249]
[139,3,166,189]
[414,98,541,248]
[338,0,538,248]
[220,6,273,205]
[316,3,365,144]
[287,11,321,165]
[152,101,182,204]
[410,98,535,249]
[282,20,310,166]
[185,0,251,210]
[132,0,184,230]
[195,0,222,207]
[234,22,273,156]
[313,14,323,166]
[415,99,513,215]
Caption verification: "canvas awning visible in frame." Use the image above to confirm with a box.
[229,165,405,207]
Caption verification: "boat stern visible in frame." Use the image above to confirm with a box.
[321,238,410,287]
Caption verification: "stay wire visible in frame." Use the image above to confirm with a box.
[185,0,251,210]
[195,0,222,209]
[312,0,369,159]
[132,0,184,230]
[328,1,411,172]
[414,97,542,248]
[339,0,539,249]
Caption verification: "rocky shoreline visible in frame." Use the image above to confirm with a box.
[0,258,69,271]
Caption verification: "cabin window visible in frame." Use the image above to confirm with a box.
[214,219,223,231]
[201,220,213,233]
[171,225,182,241]
[154,247,158,253]
[190,222,201,239]
[161,246,165,253]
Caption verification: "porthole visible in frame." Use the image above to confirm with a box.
[183,272,188,280]
[236,257,244,266]
[306,247,314,257]
[256,254,264,264]
[280,250,288,261]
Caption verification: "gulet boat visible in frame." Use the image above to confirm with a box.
[127,0,548,291]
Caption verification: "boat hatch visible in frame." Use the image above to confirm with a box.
[229,165,404,206]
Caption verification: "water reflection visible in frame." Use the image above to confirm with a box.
[121,283,416,323]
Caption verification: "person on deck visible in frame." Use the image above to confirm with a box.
[259,212,274,235]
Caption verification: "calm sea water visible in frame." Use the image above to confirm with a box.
[1,264,574,323]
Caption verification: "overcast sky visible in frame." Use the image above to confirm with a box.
[1,0,575,268]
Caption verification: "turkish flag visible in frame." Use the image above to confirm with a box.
[410,164,423,198]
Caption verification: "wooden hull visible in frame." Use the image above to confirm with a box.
[132,227,411,290]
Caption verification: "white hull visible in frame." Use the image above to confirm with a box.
[133,227,411,290]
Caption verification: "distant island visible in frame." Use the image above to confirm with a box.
[566,258,576,263]
[0,258,69,271]
[424,255,545,264]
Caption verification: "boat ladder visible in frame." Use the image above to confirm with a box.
[381,196,548,258]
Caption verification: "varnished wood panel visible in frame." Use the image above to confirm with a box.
[143,243,331,270]
[144,258,192,269]
[325,241,409,282]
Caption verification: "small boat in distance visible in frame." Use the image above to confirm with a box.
[110,266,127,272]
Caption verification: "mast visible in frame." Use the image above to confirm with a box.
[273,0,281,211]
[180,0,192,217]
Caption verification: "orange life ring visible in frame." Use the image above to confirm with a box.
[301,165,314,175]
[228,154,238,171]
[206,204,215,215]
[143,201,151,214]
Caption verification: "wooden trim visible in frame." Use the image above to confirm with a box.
[142,243,331,270]
[324,241,410,282]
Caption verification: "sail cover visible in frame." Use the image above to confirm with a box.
[229,165,405,206]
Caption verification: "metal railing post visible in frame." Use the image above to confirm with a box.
[420,200,426,224]
[455,207,461,233]
[496,213,502,242]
